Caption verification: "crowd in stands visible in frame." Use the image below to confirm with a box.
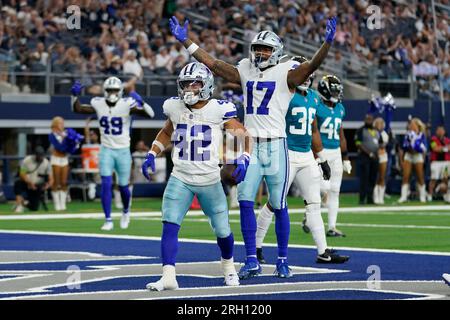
[0,0,448,99]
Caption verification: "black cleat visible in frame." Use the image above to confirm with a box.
[301,217,310,233]
[317,248,350,264]
[326,229,346,237]
[256,248,266,264]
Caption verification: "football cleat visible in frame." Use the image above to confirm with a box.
[301,217,310,233]
[120,213,130,229]
[224,273,240,286]
[256,248,266,264]
[317,248,349,264]
[146,277,179,291]
[326,228,346,237]
[274,260,292,278]
[238,260,262,280]
[101,221,114,231]
[443,273,450,287]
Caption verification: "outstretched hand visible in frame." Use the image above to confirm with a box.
[71,81,84,96]
[169,16,189,43]
[325,16,337,44]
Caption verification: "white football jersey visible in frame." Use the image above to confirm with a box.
[163,97,237,186]
[237,58,295,138]
[91,97,137,149]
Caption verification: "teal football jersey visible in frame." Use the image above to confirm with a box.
[316,101,346,149]
[285,89,321,152]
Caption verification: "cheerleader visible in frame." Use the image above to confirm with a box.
[373,117,390,204]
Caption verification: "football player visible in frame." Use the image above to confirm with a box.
[315,75,351,237]
[169,15,336,279]
[255,56,349,265]
[142,62,251,291]
[71,77,155,231]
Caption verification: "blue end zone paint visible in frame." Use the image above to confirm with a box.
[0,232,449,299]
[186,290,426,300]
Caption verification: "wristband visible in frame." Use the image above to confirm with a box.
[143,102,155,118]
[152,140,165,152]
[243,152,251,158]
[317,150,326,162]
[187,43,199,55]
[148,150,157,157]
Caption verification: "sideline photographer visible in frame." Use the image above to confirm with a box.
[13,146,54,212]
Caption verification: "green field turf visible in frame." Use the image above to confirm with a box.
[1,194,449,253]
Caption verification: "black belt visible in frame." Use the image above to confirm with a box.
[254,137,283,143]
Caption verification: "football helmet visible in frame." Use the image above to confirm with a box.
[250,31,284,69]
[103,76,123,104]
[317,75,343,103]
[291,55,315,92]
[177,62,214,106]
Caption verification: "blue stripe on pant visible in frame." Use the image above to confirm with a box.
[162,175,231,238]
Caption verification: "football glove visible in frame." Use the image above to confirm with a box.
[232,153,250,184]
[343,160,352,174]
[142,152,156,181]
[319,160,331,180]
[71,81,84,96]
[129,91,143,108]
[169,16,189,43]
[325,16,337,43]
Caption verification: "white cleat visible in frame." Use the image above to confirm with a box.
[120,214,130,229]
[146,277,179,291]
[101,221,114,231]
[14,205,24,213]
[443,273,450,287]
[224,273,240,286]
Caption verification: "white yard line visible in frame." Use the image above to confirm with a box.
[1,229,450,256]
[0,205,449,220]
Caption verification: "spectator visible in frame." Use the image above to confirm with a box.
[123,49,143,79]
[13,146,53,213]
[373,117,390,205]
[428,125,450,200]
[354,114,379,204]
[131,140,149,184]
[155,46,173,75]
[398,118,428,203]
[139,47,156,75]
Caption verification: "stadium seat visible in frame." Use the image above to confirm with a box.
[134,82,146,96]
[54,80,73,95]
[165,81,178,96]
[149,81,164,96]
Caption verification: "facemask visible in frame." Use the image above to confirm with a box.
[106,93,120,104]
[183,91,199,105]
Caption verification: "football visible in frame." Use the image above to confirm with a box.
[220,164,238,185]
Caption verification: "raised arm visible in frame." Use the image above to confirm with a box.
[128,91,155,118]
[71,81,96,114]
[169,16,241,84]
[287,17,336,90]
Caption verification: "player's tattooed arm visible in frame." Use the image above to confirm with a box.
[339,126,349,160]
[150,119,174,155]
[224,118,253,155]
[287,42,331,90]
[72,98,96,114]
[183,39,241,85]
[311,118,324,154]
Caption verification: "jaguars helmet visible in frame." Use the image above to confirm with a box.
[291,55,315,92]
[317,75,343,103]
[250,31,284,69]
[103,76,123,104]
[177,62,214,106]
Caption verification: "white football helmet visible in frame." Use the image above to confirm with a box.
[177,62,214,106]
[103,76,123,104]
[250,31,284,69]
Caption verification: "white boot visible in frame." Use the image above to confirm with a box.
[146,265,179,291]
[229,186,239,209]
[221,257,239,286]
[419,184,426,203]
[398,184,409,203]
[60,190,67,211]
[52,191,61,211]
[379,185,385,204]
[373,185,380,204]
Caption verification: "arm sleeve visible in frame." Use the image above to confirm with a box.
[221,101,238,122]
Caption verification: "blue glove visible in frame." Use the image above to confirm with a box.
[129,91,143,108]
[232,153,251,184]
[325,16,337,44]
[141,152,156,181]
[169,16,189,43]
[71,81,84,96]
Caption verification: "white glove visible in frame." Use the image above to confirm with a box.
[343,160,352,174]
